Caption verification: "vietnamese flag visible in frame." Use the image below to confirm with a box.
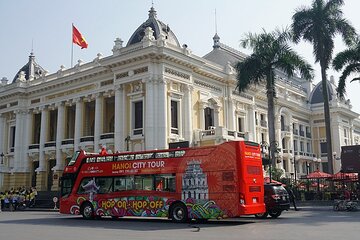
[72,24,88,49]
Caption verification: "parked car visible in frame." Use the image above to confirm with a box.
[255,183,290,219]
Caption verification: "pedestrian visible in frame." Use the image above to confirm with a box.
[287,185,299,211]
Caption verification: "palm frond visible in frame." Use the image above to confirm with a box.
[336,63,360,98]
[235,55,265,92]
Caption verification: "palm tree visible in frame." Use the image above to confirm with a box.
[292,0,356,174]
[333,39,360,98]
[235,28,313,171]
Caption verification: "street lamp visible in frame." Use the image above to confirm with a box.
[260,141,270,181]
[0,152,4,165]
[261,141,280,183]
[313,157,321,170]
[125,135,131,151]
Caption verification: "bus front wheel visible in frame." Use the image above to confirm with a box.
[171,203,188,223]
[81,202,94,220]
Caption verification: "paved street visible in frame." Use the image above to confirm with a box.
[0,208,359,240]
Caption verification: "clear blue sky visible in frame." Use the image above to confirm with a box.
[1,0,360,113]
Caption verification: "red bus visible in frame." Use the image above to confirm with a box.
[59,141,265,222]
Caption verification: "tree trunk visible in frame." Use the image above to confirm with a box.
[320,61,334,174]
[266,71,277,169]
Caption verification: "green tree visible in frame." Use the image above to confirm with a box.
[268,167,284,182]
[235,28,313,169]
[333,39,360,98]
[291,0,356,173]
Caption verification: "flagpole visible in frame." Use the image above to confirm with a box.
[71,23,74,67]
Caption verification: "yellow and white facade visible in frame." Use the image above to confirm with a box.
[1,7,360,191]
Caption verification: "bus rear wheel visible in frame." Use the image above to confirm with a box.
[171,203,188,223]
[81,202,94,220]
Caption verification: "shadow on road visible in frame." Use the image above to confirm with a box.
[0,213,255,231]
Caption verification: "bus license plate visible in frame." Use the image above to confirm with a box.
[252,197,257,203]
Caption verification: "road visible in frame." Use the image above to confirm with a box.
[0,208,358,240]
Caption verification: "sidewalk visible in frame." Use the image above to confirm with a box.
[296,200,333,211]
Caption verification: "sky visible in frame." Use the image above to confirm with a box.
[1,0,360,113]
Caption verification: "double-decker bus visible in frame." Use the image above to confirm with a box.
[60,141,265,222]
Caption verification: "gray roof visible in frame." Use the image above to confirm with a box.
[127,7,180,47]
[309,80,335,104]
[203,34,246,67]
[12,52,45,83]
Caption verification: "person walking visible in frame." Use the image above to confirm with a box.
[287,186,299,211]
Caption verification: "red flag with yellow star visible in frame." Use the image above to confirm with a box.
[72,24,88,49]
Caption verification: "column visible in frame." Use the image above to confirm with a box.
[156,77,167,149]
[38,107,48,171]
[0,114,5,157]
[94,93,104,151]
[145,78,155,150]
[214,106,220,128]
[199,103,205,130]
[74,98,83,151]
[114,85,125,152]
[22,110,33,171]
[36,107,48,191]
[13,110,23,171]
[227,99,235,131]
[55,103,65,170]
[248,104,256,141]
[183,85,193,144]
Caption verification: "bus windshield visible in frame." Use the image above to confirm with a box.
[67,151,80,166]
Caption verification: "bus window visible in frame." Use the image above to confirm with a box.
[77,178,92,194]
[155,174,176,192]
[61,176,74,197]
[67,151,80,166]
[95,177,113,194]
[134,175,153,190]
[114,176,134,191]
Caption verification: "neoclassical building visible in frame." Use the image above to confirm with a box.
[1,7,360,191]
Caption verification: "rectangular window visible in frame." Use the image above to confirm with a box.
[171,100,179,134]
[300,141,304,152]
[293,140,298,151]
[320,142,327,157]
[10,126,16,152]
[135,175,153,190]
[238,117,245,132]
[155,174,176,192]
[306,142,311,153]
[133,101,143,135]
[114,176,134,191]
[95,177,113,194]
[204,107,214,130]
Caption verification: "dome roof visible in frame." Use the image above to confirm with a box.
[126,7,180,47]
[309,79,336,104]
[12,52,45,83]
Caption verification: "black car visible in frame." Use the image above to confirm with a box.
[255,183,290,219]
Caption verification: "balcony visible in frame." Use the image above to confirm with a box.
[133,128,143,136]
[281,125,290,132]
[44,141,56,148]
[100,133,115,146]
[260,120,267,128]
[282,149,293,158]
[194,127,248,144]
[100,133,114,140]
[28,144,40,154]
[61,139,74,145]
